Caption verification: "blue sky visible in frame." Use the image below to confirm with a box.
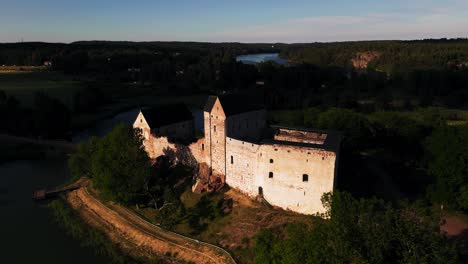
[1,0,467,43]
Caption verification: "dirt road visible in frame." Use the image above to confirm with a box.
[67,187,236,264]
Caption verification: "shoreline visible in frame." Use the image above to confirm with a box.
[63,186,236,264]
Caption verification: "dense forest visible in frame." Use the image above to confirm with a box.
[1,39,467,111]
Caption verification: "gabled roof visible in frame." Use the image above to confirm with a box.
[203,95,264,116]
[141,104,193,128]
[203,96,218,113]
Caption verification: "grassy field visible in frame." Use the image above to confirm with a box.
[0,72,84,107]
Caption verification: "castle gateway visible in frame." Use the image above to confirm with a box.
[133,96,341,215]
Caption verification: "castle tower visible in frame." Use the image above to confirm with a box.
[203,96,227,182]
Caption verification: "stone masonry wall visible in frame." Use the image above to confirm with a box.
[257,144,336,215]
[133,112,206,166]
[205,98,227,181]
[134,109,337,215]
[225,110,267,141]
[225,137,260,196]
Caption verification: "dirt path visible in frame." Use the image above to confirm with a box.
[441,215,468,236]
[67,187,236,264]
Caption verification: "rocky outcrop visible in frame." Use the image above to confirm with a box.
[351,51,381,69]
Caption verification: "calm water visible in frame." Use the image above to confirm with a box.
[236,53,288,65]
[0,159,110,263]
[0,109,141,264]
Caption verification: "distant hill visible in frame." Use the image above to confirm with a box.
[280,38,468,72]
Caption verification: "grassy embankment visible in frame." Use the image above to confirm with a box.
[49,198,166,264]
[133,184,313,264]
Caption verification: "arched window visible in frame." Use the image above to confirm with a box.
[231,155,234,164]
[302,174,309,182]
[270,159,274,163]
[214,125,216,132]
[269,172,273,178]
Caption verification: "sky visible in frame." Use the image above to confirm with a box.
[1,0,468,43]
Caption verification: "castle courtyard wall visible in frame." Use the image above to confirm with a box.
[225,137,260,196]
[226,110,267,141]
[257,144,337,215]
[225,137,336,215]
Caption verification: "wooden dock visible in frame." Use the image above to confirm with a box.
[33,177,89,200]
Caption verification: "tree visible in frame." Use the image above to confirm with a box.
[88,124,152,204]
[425,125,468,210]
[316,108,373,150]
[253,191,460,264]
[68,136,99,179]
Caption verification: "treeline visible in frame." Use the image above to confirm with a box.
[253,192,460,264]
[271,107,468,211]
[2,40,467,109]
[282,39,468,72]
[0,41,278,68]
[0,90,70,139]
[257,61,468,110]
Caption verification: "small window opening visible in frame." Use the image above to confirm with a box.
[231,155,234,164]
[140,119,143,123]
[214,125,216,132]
[202,144,204,151]
[303,174,309,182]
[269,172,273,178]
[270,159,274,163]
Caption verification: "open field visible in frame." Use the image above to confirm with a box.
[0,71,84,107]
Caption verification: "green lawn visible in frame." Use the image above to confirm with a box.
[0,72,85,107]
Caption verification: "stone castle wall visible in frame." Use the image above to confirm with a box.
[257,144,336,215]
[205,99,227,181]
[225,137,336,215]
[226,110,267,141]
[225,137,260,197]
[134,107,338,215]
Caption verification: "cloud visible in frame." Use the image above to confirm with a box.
[210,6,468,43]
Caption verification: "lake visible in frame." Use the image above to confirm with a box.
[0,159,110,263]
[236,53,288,65]
[0,109,141,264]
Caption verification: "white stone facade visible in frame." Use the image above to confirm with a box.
[133,96,340,215]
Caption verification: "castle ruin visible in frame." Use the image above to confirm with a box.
[133,96,341,215]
